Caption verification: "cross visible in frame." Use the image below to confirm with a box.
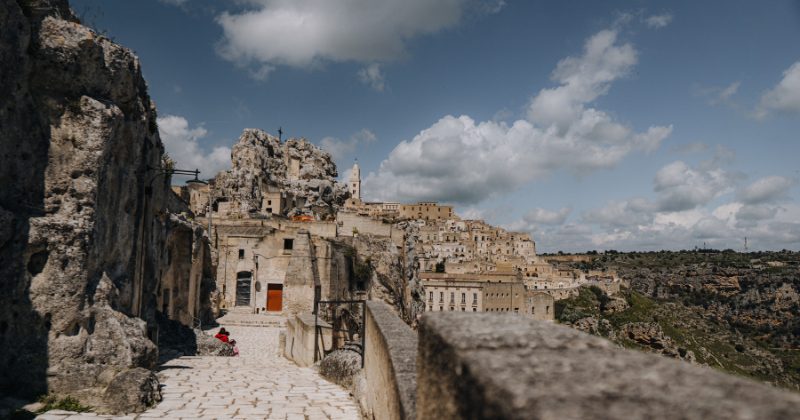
[278,126,282,142]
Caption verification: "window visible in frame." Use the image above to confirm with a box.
[515,293,518,297]
[473,308,476,312]
[450,307,454,311]
[268,200,272,205]
[283,239,294,250]
[429,306,432,312]
[238,249,245,259]
[461,308,465,312]
[450,293,454,303]
[546,306,550,314]
[473,293,477,303]
[485,293,488,297]
[461,293,466,303]
[429,292,433,301]
[532,307,535,314]
[440,292,444,302]
[514,308,519,313]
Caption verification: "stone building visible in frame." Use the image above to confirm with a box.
[420,272,552,319]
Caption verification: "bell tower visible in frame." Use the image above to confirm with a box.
[350,159,361,201]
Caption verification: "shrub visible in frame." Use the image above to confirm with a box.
[149,117,159,135]
[559,306,586,323]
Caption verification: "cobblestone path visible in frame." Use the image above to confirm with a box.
[36,327,362,420]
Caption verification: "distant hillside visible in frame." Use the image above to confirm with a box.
[554,250,800,391]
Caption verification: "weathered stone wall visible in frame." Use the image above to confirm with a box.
[417,312,800,419]
[283,314,332,367]
[0,0,215,402]
[337,212,404,246]
[362,301,417,420]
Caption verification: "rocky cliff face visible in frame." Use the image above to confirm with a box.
[0,0,214,404]
[212,129,348,217]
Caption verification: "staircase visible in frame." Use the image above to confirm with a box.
[215,308,286,327]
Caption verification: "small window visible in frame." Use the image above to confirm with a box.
[238,249,245,259]
[473,308,476,312]
[514,308,519,313]
[440,292,444,301]
[284,239,294,250]
[429,292,433,301]
[546,306,550,314]
[461,308,465,312]
[532,307,535,314]
[461,293,466,303]
[268,200,272,205]
[450,293,454,302]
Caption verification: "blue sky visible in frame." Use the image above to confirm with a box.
[72,0,800,252]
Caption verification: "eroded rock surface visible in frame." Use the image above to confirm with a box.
[212,129,348,217]
[0,0,214,405]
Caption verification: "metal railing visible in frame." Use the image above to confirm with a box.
[313,300,366,368]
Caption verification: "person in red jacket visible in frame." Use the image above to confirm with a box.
[214,327,229,343]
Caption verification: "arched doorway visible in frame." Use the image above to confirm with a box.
[236,272,252,306]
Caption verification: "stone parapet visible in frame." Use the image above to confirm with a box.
[363,301,418,420]
[417,312,800,420]
[283,314,332,367]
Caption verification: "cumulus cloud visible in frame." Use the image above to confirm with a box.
[362,28,672,205]
[357,64,385,92]
[736,176,798,204]
[320,128,377,163]
[673,141,710,154]
[752,62,800,121]
[558,223,592,235]
[644,13,673,28]
[522,206,572,226]
[459,206,512,222]
[158,115,232,179]
[213,0,501,79]
[736,204,778,221]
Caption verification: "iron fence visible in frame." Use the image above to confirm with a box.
[313,300,366,368]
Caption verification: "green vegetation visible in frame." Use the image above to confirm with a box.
[351,227,359,234]
[434,261,445,273]
[67,101,82,114]
[161,152,175,170]
[149,117,158,135]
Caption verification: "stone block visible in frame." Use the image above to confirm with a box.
[417,312,800,420]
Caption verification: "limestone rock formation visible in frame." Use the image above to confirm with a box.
[0,0,215,405]
[102,368,162,414]
[212,129,348,217]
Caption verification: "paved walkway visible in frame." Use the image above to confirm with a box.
[36,326,362,420]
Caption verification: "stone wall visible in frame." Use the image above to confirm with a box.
[362,301,417,420]
[338,212,404,247]
[283,314,332,367]
[417,312,800,419]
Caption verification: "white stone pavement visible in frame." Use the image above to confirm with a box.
[35,326,363,420]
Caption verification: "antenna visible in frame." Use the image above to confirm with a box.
[744,237,748,253]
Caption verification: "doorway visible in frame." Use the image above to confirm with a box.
[236,272,252,306]
[267,284,283,312]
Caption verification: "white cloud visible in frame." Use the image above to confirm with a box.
[644,13,673,28]
[492,107,514,122]
[752,62,800,121]
[173,84,182,93]
[736,176,798,204]
[357,64,385,92]
[736,204,778,221]
[213,0,501,78]
[158,115,232,180]
[558,223,592,235]
[362,28,672,205]
[458,206,512,222]
[320,128,377,163]
[522,205,572,226]
[673,141,710,154]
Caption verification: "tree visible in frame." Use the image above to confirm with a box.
[434,261,445,273]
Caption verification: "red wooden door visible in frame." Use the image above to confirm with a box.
[267,284,283,311]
